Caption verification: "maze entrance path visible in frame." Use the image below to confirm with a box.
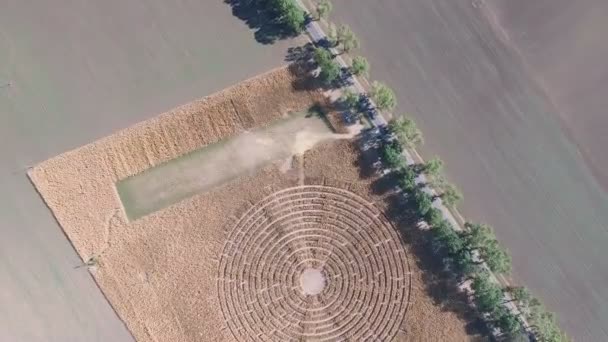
[116,113,336,220]
[218,185,411,341]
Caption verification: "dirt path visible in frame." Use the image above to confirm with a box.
[117,113,344,220]
[330,0,608,339]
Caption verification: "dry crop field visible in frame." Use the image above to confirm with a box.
[29,67,475,341]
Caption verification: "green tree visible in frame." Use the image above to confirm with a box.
[462,222,511,274]
[319,62,340,85]
[283,5,306,33]
[529,307,566,342]
[505,286,532,318]
[315,0,332,20]
[471,272,503,314]
[336,24,360,53]
[432,220,463,256]
[327,23,338,46]
[414,188,433,217]
[313,46,332,65]
[381,142,404,169]
[313,47,340,85]
[341,88,359,110]
[431,220,478,280]
[462,222,494,250]
[527,297,542,319]
[389,117,423,148]
[269,0,306,34]
[342,34,359,53]
[423,156,443,178]
[350,55,369,77]
[493,306,522,336]
[370,81,397,111]
[482,240,512,274]
[336,24,349,43]
[397,166,417,192]
[452,250,480,280]
[438,183,462,208]
[428,174,448,190]
[424,207,443,227]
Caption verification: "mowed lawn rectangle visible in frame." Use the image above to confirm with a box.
[116,111,334,220]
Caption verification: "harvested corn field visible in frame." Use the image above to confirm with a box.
[29,66,475,341]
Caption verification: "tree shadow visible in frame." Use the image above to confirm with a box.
[315,37,335,49]
[288,61,325,92]
[287,44,355,91]
[370,172,400,196]
[306,102,337,133]
[351,131,488,338]
[224,0,302,44]
[334,66,355,88]
[384,190,488,336]
[285,42,315,63]
[353,129,383,180]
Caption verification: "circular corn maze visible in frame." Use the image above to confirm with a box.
[218,185,411,341]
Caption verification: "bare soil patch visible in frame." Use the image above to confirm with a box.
[29,67,476,341]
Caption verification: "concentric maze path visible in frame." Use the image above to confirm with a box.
[218,185,411,341]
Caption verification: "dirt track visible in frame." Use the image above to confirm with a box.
[0,1,302,340]
[330,0,608,339]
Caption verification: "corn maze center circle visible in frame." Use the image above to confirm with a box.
[217,185,411,341]
[299,268,326,296]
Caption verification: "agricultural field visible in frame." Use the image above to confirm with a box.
[490,0,608,193]
[29,67,480,341]
[0,1,303,340]
[330,0,608,339]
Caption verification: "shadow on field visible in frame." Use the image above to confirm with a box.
[353,132,488,338]
[288,61,325,92]
[224,0,302,44]
[287,42,356,91]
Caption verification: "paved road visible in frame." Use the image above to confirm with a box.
[0,1,300,340]
[330,0,608,340]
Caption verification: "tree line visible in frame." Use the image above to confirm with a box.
[380,119,567,341]
[244,0,307,34]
